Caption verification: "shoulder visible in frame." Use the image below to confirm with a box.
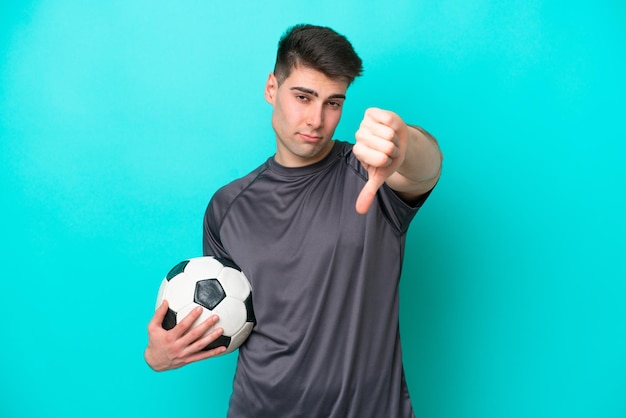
[207,160,270,219]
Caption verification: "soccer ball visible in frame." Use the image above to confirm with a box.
[155,256,255,355]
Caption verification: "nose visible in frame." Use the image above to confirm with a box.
[306,104,323,128]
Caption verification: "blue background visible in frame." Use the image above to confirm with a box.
[1,1,624,417]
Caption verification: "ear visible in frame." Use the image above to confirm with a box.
[264,73,277,104]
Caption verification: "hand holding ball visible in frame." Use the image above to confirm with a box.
[155,256,255,355]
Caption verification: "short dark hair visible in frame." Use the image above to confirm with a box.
[273,24,363,86]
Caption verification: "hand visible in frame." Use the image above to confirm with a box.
[144,300,226,372]
[353,108,409,214]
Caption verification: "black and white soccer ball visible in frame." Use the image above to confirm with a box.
[155,256,255,355]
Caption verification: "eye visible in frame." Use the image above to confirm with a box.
[327,100,342,109]
[296,94,309,102]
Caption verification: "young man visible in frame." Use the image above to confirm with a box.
[145,24,442,417]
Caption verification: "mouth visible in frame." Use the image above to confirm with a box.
[298,133,322,143]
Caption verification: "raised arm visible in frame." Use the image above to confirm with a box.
[353,107,442,214]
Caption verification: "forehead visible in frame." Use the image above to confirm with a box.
[281,65,348,96]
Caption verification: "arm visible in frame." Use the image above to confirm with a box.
[386,124,442,200]
[353,107,442,214]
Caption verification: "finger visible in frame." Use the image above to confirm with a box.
[185,344,228,364]
[364,107,402,131]
[181,313,220,344]
[355,119,400,162]
[355,171,386,215]
[186,323,225,354]
[357,134,398,161]
[170,305,204,338]
[352,141,394,169]
[358,119,397,145]
[149,299,169,329]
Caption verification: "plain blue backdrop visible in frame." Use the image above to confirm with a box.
[1,1,625,417]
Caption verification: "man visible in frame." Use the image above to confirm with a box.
[145,24,442,417]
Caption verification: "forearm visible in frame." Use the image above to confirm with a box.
[387,125,442,197]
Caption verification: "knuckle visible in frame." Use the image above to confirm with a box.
[375,152,390,167]
[148,321,162,334]
[380,125,395,141]
[379,114,391,126]
[382,140,396,155]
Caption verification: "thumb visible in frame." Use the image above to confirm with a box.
[151,299,169,325]
[355,169,386,215]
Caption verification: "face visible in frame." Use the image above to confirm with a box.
[265,66,348,167]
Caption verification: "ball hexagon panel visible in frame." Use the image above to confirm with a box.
[212,297,248,335]
[182,256,225,277]
[218,267,251,301]
[229,322,254,349]
[215,257,241,271]
[176,302,214,331]
[161,273,199,311]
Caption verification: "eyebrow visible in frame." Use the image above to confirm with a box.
[290,86,346,100]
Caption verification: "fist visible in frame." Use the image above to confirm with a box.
[353,108,408,214]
